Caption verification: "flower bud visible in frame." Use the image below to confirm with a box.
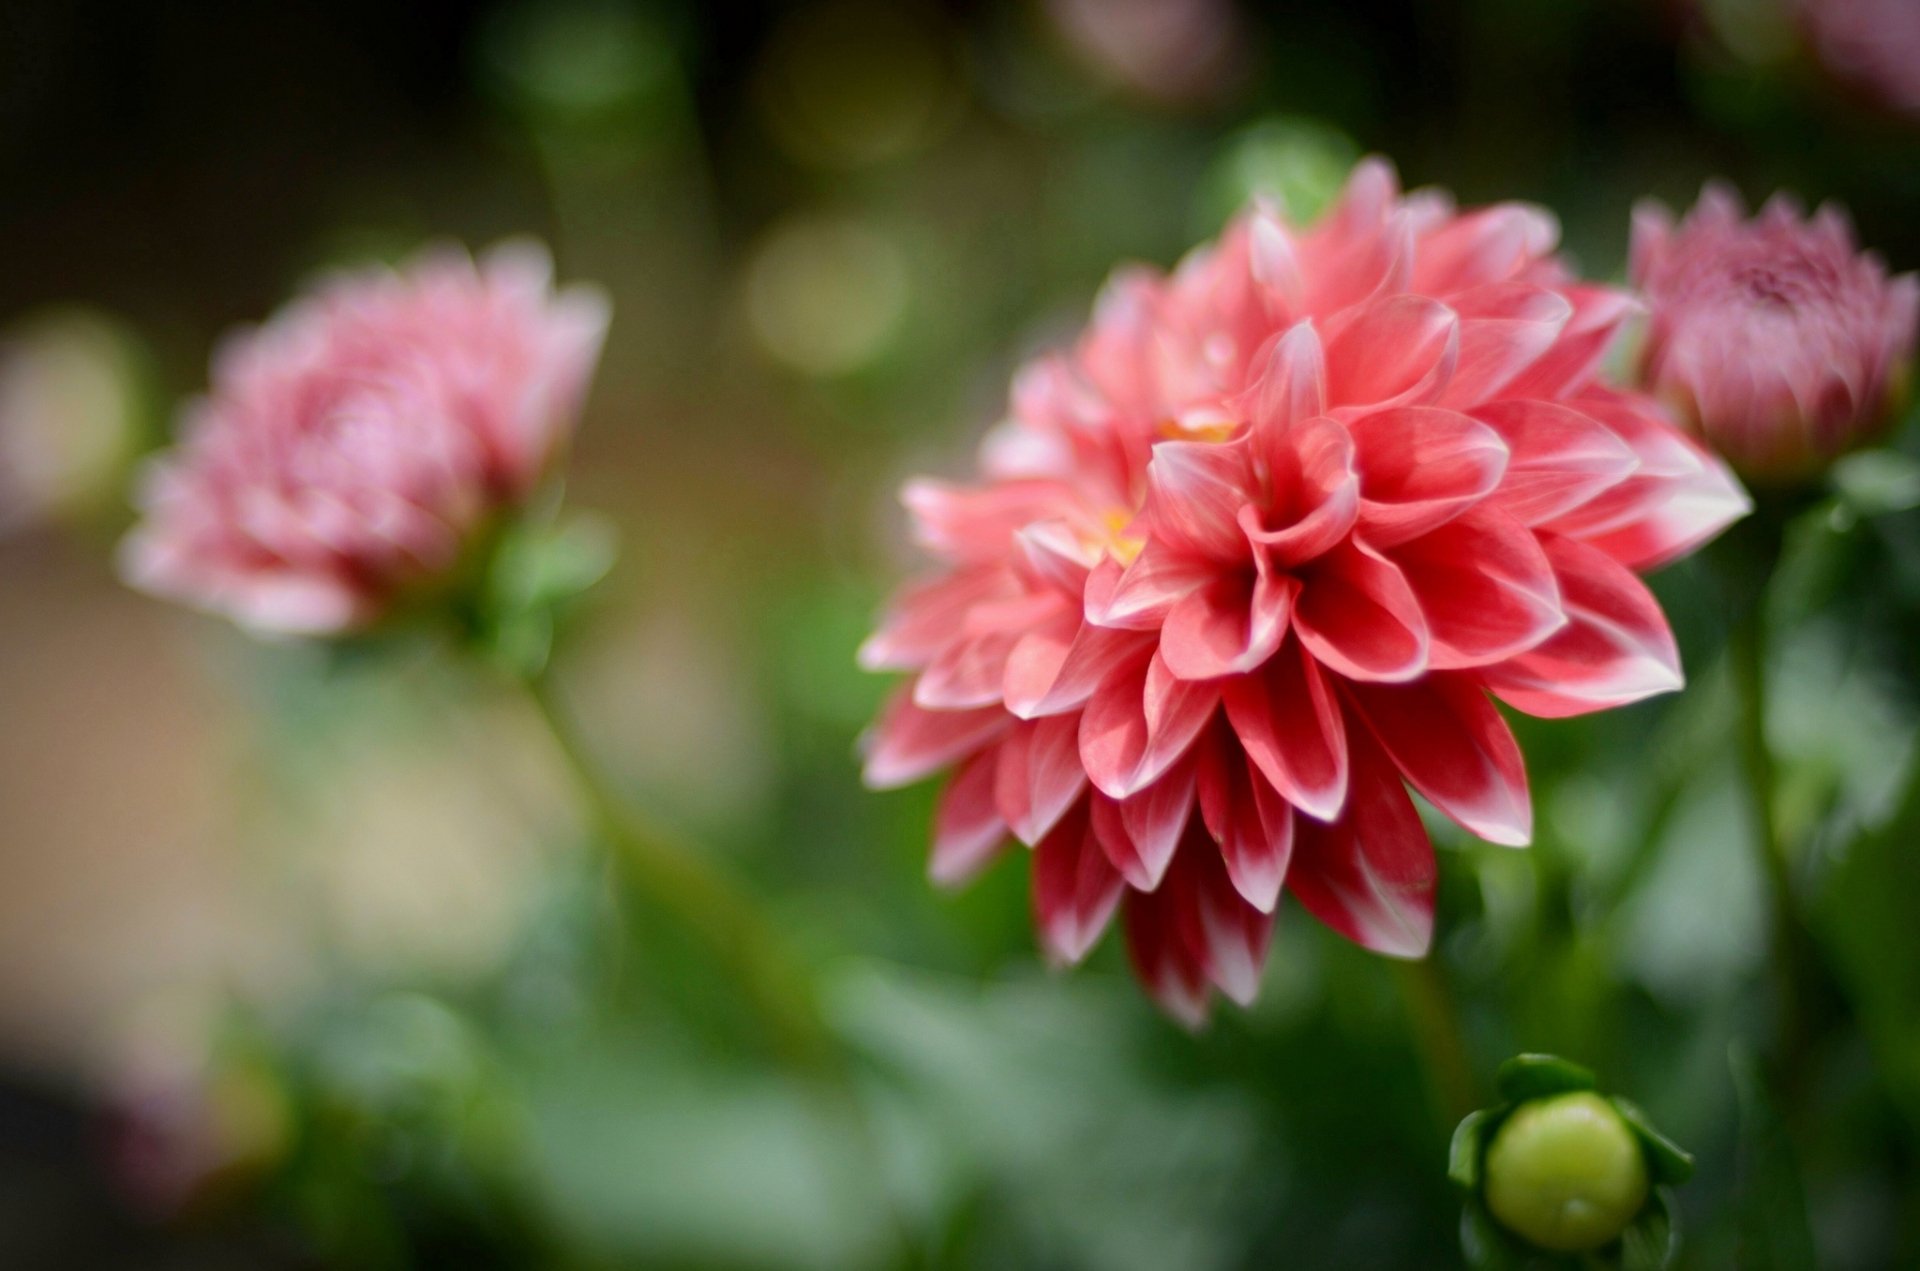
[1632,182,1918,483]
[1482,1090,1650,1253]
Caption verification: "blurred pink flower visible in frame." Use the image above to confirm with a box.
[1633,183,1918,480]
[863,160,1748,1023]
[121,241,609,635]
[1799,0,1920,123]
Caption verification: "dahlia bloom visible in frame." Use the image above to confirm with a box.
[1633,183,1919,481]
[121,241,609,635]
[863,160,1747,1023]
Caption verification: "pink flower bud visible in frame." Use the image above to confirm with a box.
[1632,183,1919,481]
[120,241,610,635]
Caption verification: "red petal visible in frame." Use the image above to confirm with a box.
[930,749,1008,886]
[1221,636,1349,822]
[1032,800,1124,965]
[1390,507,1565,670]
[1080,650,1220,798]
[859,567,1012,671]
[862,687,1011,789]
[1144,438,1257,560]
[1241,416,1359,567]
[1473,399,1641,527]
[1436,283,1574,408]
[1196,729,1295,912]
[1288,734,1436,958]
[1161,571,1297,681]
[1243,322,1329,447]
[1483,533,1683,717]
[1324,294,1459,410]
[1349,675,1532,846]
[1501,285,1639,399]
[1084,542,1213,630]
[1546,390,1749,570]
[994,713,1089,845]
[1004,620,1155,719]
[1123,874,1213,1028]
[1412,204,1559,294]
[1348,405,1509,548]
[1293,541,1431,682]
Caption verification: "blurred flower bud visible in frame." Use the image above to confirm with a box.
[0,309,149,537]
[1796,0,1920,125]
[1451,1055,1693,1268]
[118,240,609,637]
[1044,0,1248,107]
[1632,182,1919,483]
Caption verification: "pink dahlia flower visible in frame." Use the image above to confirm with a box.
[1632,183,1919,482]
[862,160,1748,1023]
[121,241,610,635]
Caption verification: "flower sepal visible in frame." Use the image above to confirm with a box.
[1450,1055,1694,1270]
[457,500,618,680]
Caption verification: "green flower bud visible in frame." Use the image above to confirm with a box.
[1482,1091,1650,1253]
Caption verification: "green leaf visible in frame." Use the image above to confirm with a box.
[1831,448,1920,518]
[1450,1107,1502,1191]
[1617,1185,1681,1271]
[1460,1196,1528,1271]
[1496,1054,1597,1105]
[1730,1049,1818,1270]
[1607,1098,1695,1186]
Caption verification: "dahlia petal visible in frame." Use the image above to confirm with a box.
[930,749,1009,887]
[1015,519,1100,595]
[1123,875,1213,1029]
[1349,676,1532,846]
[1324,294,1460,410]
[1084,543,1214,630]
[1184,843,1276,1005]
[1547,391,1749,570]
[1244,321,1328,444]
[1161,572,1297,681]
[1413,204,1560,294]
[1080,650,1220,799]
[1005,620,1155,719]
[1500,285,1640,400]
[1197,730,1296,912]
[1240,416,1359,566]
[914,629,1019,710]
[995,714,1089,845]
[1483,534,1683,718]
[903,478,1080,563]
[1118,755,1199,889]
[1293,541,1431,682]
[862,687,1012,789]
[1248,206,1306,314]
[1436,283,1574,408]
[1288,735,1435,958]
[1144,438,1256,560]
[1472,399,1642,526]
[1089,756,1197,893]
[1348,406,1509,547]
[1390,506,1565,670]
[1033,801,1124,966]
[1221,636,1349,822]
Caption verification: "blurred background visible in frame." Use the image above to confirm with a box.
[3,0,1919,1266]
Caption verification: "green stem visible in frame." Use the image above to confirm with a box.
[521,669,925,1266]
[1719,504,1822,1113]
[1396,956,1481,1129]
[522,669,830,1070]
